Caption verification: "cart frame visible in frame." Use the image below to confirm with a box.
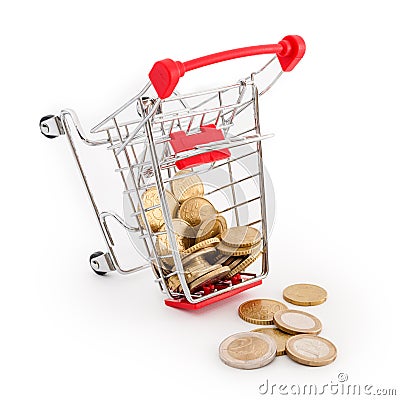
[40,36,305,309]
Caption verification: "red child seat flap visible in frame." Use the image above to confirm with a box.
[170,124,231,170]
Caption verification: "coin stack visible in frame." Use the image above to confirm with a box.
[140,169,263,294]
[219,284,337,369]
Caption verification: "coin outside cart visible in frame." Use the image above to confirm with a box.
[285,334,337,366]
[273,309,323,335]
[219,332,277,369]
[238,299,288,325]
[251,327,294,356]
[283,283,328,306]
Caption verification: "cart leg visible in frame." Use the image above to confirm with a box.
[40,111,150,276]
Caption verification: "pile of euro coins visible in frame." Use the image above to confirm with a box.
[140,169,263,294]
[219,283,338,369]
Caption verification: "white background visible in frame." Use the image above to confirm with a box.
[2,1,399,399]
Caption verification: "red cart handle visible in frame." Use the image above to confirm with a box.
[149,35,305,99]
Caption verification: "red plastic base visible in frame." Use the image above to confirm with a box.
[164,277,262,310]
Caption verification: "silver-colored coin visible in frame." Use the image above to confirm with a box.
[285,334,337,366]
[273,309,322,335]
[219,332,277,370]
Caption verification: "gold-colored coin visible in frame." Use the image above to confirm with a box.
[186,264,230,293]
[156,219,195,266]
[174,261,222,293]
[182,237,220,255]
[226,251,261,279]
[212,253,231,265]
[181,247,217,267]
[167,273,182,292]
[140,187,179,232]
[170,170,204,203]
[285,334,337,367]
[185,259,219,277]
[186,260,226,285]
[166,257,218,292]
[273,309,322,335]
[238,299,288,325]
[183,256,205,269]
[216,241,261,256]
[195,215,227,243]
[222,256,246,268]
[178,197,217,227]
[152,255,183,277]
[155,255,176,273]
[221,226,262,248]
[283,283,327,306]
[251,327,294,356]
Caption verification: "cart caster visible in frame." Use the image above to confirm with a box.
[40,115,64,139]
[89,251,110,275]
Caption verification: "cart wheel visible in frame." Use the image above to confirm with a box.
[90,251,108,275]
[40,115,60,139]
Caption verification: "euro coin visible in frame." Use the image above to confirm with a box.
[181,247,217,267]
[170,170,204,203]
[178,197,217,227]
[222,256,246,269]
[283,283,327,306]
[156,219,195,266]
[226,251,261,279]
[221,226,261,248]
[166,257,218,292]
[166,273,183,292]
[211,252,232,265]
[140,187,179,232]
[182,237,220,255]
[195,215,227,243]
[251,327,294,356]
[216,241,261,256]
[178,264,230,293]
[189,264,230,292]
[238,299,288,325]
[273,309,322,335]
[185,259,222,281]
[219,332,277,369]
[285,334,337,366]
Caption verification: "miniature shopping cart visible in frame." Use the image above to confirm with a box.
[40,35,305,309]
